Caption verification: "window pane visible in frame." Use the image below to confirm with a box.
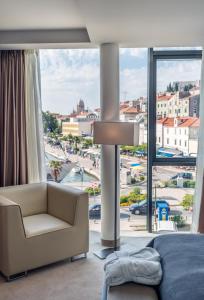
[156,59,201,158]
[120,48,148,237]
[40,49,101,246]
[152,166,196,232]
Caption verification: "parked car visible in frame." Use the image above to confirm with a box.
[129,199,170,215]
[89,204,101,219]
[171,172,193,180]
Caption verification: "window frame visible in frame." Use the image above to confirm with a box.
[147,48,202,232]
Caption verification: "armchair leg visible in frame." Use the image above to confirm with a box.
[71,253,87,262]
[6,271,27,282]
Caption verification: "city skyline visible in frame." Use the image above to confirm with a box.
[40,48,201,115]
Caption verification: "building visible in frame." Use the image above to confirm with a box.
[157,90,200,118]
[77,99,85,114]
[157,93,174,118]
[120,106,140,121]
[62,121,92,136]
[157,117,200,156]
[62,111,99,136]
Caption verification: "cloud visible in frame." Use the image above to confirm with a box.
[40,49,100,114]
[120,67,147,100]
[40,48,202,114]
[157,60,201,92]
[120,48,147,57]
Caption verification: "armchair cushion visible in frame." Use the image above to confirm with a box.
[0,183,47,217]
[47,182,87,225]
[23,213,71,238]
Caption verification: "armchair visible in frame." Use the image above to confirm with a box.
[0,182,89,281]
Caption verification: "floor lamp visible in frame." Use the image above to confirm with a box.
[93,121,139,259]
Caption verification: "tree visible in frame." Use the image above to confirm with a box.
[184,85,189,92]
[42,111,60,134]
[174,82,179,92]
[167,82,173,92]
[49,160,62,182]
[73,136,81,150]
[82,138,93,148]
[181,194,194,210]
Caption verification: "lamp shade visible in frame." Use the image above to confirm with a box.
[93,121,139,146]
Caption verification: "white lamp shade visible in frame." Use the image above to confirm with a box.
[93,121,139,146]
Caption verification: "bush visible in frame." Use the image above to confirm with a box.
[120,202,129,207]
[170,215,185,227]
[127,192,146,203]
[85,186,101,196]
[133,187,141,195]
[183,180,195,188]
[163,181,169,187]
[120,191,146,204]
[181,194,194,210]
[120,195,129,204]
[171,180,177,186]
[139,175,145,181]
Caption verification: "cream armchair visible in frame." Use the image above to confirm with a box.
[0,182,89,280]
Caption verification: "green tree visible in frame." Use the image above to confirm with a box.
[174,82,179,92]
[133,187,141,195]
[42,111,60,134]
[82,138,93,148]
[120,143,147,154]
[167,82,173,92]
[49,160,62,182]
[73,136,81,150]
[181,194,194,210]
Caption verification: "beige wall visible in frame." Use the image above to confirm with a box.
[62,122,92,136]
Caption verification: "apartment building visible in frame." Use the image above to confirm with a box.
[157,117,199,156]
[62,112,98,136]
[157,90,200,118]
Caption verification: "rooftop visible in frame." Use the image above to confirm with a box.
[157,117,200,128]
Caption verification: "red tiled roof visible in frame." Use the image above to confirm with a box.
[179,117,199,127]
[120,104,129,110]
[191,119,200,127]
[157,117,174,126]
[157,94,174,101]
[157,117,199,128]
[120,106,140,114]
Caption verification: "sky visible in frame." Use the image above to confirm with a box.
[40,48,201,115]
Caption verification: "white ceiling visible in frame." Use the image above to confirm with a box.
[77,0,204,47]
[0,0,85,30]
[1,0,204,47]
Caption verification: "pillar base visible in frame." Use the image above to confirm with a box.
[101,238,120,247]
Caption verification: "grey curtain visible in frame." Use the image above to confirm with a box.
[0,50,28,186]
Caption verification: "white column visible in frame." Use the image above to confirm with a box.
[100,43,120,246]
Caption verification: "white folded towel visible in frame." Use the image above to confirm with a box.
[104,247,162,287]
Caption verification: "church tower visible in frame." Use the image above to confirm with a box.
[77,99,85,114]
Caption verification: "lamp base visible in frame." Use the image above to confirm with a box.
[93,247,120,260]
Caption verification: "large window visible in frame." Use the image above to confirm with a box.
[40,49,101,238]
[148,48,202,232]
[40,47,202,238]
[119,48,148,235]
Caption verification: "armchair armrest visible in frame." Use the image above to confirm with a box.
[47,182,88,225]
[0,195,26,276]
[0,195,18,207]
[0,195,25,237]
